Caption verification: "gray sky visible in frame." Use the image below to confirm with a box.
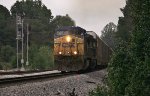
[0,0,126,36]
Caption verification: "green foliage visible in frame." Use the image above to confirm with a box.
[10,0,53,46]
[91,0,150,96]
[124,0,150,95]
[29,45,54,70]
[10,0,53,21]
[28,44,39,65]
[10,55,17,68]
[50,14,75,31]
[0,62,12,70]
[0,63,2,70]
[27,19,51,45]
[0,45,15,70]
[0,5,15,48]
[0,5,10,20]
[89,85,108,96]
[108,41,133,96]
[0,45,15,62]
[108,0,150,96]
[115,0,133,42]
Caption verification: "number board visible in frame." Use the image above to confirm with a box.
[62,43,75,47]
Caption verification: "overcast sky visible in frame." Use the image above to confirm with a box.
[0,0,126,36]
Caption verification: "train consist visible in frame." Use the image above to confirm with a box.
[54,26,112,71]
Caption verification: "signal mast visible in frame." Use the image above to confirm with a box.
[16,14,25,71]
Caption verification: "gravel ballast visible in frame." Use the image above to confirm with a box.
[0,69,107,96]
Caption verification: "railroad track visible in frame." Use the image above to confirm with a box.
[0,65,106,85]
[0,70,53,75]
[0,71,76,84]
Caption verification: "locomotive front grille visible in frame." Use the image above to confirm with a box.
[54,55,84,71]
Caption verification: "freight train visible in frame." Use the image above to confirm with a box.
[54,26,112,72]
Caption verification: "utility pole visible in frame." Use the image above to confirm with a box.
[16,14,19,70]
[26,24,29,66]
[16,14,22,70]
[16,14,25,71]
[21,19,25,71]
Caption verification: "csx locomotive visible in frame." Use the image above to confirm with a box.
[54,26,112,71]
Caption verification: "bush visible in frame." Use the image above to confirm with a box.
[29,45,54,70]
[89,85,108,96]
[0,45,15,62]
[0,45,15,70]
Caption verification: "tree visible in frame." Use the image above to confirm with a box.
[11,0,53,21]
[0,5,16,70]
[91,0,150,96]
[101,22,117,49]
[115,0,134,42]
[10,0,53,46]
[0,5,12,47]
[50,14,75,31]
[0,5,10,19]
[124,0,150,95]
[108,0,150,96]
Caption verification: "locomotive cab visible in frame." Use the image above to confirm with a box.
[54,26,86,71]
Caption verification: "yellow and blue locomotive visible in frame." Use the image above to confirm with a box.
[54,26,112,71]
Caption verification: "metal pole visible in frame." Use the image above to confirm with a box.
[26,24,29,66]
[21,19,24,70]
[17,39,19,70]
[16,14,19,70]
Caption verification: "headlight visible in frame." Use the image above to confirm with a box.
[66,36,71,42]
[73,51,77,55]
[59,52,62,54]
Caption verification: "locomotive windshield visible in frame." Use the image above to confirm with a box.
[55,30,83,37]
[55,31,70,36]
[55,26,86,37]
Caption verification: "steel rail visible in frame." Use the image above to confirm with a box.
[0,72,75,84]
